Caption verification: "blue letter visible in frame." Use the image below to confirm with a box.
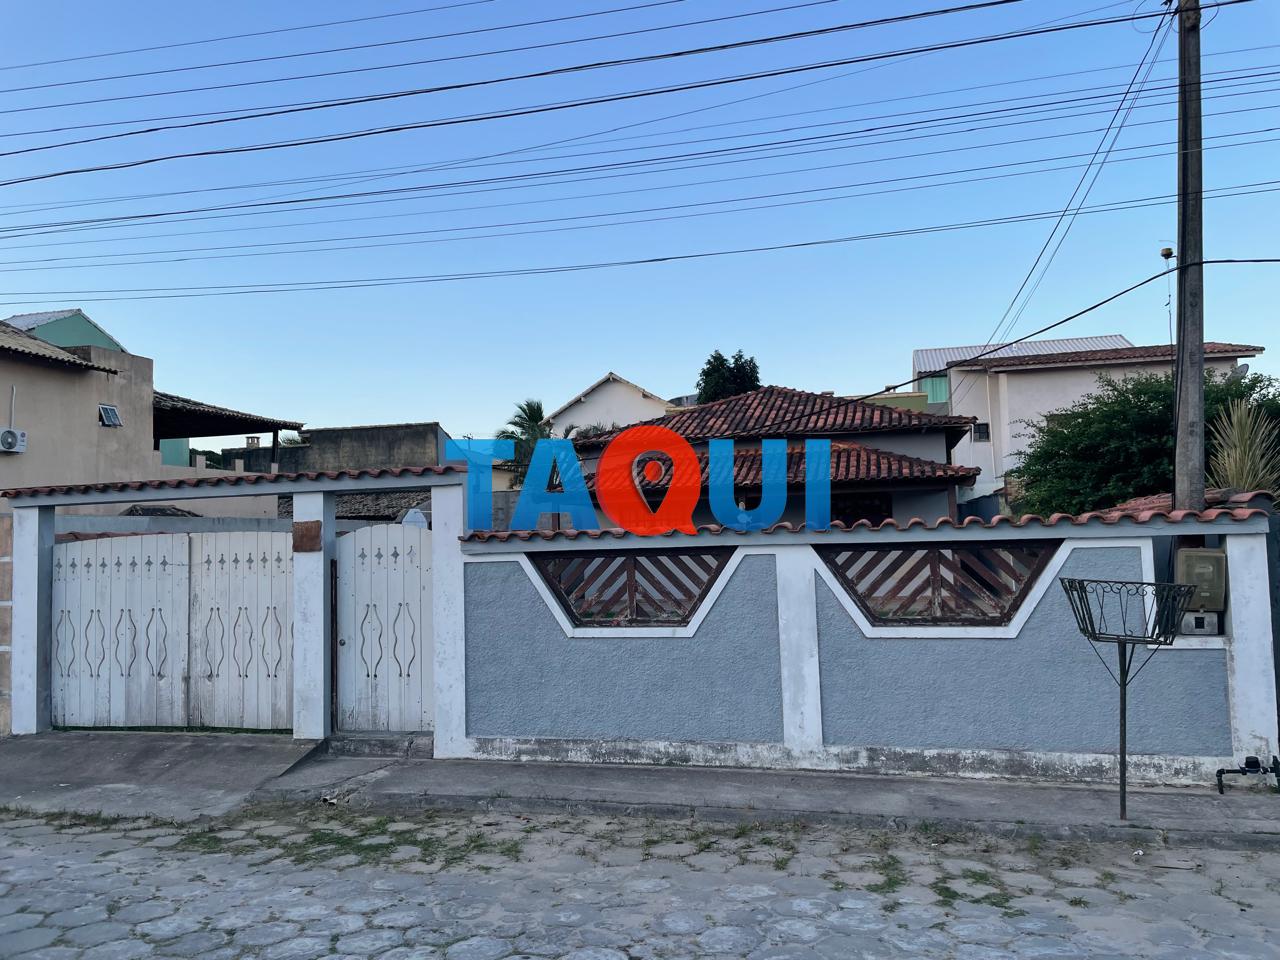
[512,439,597,531]
[805,439,831,531]
[445,438,513,530]
[708,438,787,531]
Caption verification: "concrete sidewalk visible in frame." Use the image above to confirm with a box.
[257,749,1280,851]
[3,732,1277,848]
[0,731,318,821]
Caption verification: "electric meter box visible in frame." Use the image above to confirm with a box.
[1175,547,1227,612]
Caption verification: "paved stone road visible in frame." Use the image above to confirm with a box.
[2,804,1278,959]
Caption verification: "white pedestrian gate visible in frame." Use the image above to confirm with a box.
[50,532,294,730]
[336,524,433,732]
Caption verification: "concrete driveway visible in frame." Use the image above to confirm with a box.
[0,731,317,821]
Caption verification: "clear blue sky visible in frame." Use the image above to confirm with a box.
[1,0,1276,444]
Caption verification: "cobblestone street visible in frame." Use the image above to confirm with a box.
[2,804,1278,959]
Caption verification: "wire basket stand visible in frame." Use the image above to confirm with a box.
[1060,578,1196,819]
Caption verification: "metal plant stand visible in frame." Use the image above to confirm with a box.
[1060,578,1195,819]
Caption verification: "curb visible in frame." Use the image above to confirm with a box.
[253,779,1280,853]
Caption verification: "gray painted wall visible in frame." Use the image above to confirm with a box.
[464,555,784,743]
[816,546,1233,756]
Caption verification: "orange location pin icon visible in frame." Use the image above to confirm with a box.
[595,425,701,536]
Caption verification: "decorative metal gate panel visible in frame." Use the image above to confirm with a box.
[51,532,293,730]
[336,525,433,732]
[51,535,190,727]
[189,532,294,730]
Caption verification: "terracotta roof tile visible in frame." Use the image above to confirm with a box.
[954,341,1262,372]
[574,385,973,448]
[1099,488,1275,519]
[585,440,978,491]
[1,464,462,500]
[462,507,1269,541]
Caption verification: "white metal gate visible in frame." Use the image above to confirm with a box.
[336,524,433,732]
[52,534,190,727]
[189,532,294,730]
[51,532,293,730]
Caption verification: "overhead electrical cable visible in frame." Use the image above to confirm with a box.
[0,2,1249,190]
[0,144,1275,273]
[0,0,502,72]
[948,12,1173,408]
[4,77,1274,238]
[0,203,1274,305]
[745,259,1280,436]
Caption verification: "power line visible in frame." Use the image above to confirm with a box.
[2,40,1273,220]
[0,0,693,95]
[6,76,1274,240]
[7,97,1277,250]
[4,1,1188,143]
[747,259,1280,436]
[10,48,1276,164]
[0,3,1239,191]
[0,194,1274,305]
[10,107,1272,253]
[949,7,1173,410]
[0,0,1012,112]
[1,136,1273,272]
[0,0,501,72]
[0,0,851,127]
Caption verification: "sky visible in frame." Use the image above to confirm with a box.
[0,0,1276,446]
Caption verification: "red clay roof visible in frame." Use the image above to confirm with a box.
[575,385,974,448]
[954,342,1262,372]
[1,464,462,500]
[585,440,978,491]
[463,508,1268,542]
[1099,488,1275,520]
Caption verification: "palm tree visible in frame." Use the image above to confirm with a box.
[496,399,552,487]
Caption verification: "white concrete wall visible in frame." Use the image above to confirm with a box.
[546,378,671,437]
[950,359,1240,500]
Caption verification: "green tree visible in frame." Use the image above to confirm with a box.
[1006,370,1280,516]
[697,349,761,403]
[495,398,552,487]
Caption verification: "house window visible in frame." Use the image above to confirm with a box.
[530,548,735,627]
[920,375,950,404]
[973,422,991,442]
[98,404,123,427]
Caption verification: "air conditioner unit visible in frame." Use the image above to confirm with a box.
[0,427,27,453]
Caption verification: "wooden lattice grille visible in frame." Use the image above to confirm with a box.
[816,540,1057,626]
[531,548,736,627]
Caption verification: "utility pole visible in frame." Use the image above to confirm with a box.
[1174,0,1205,511]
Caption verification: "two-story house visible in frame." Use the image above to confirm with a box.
[913,335,1263,514]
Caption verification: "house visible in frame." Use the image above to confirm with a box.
[544,371,674,437]
[574,385,977,526]
[0,319,300,517]
[912,335,1135,410]
[3,308,125,352]
[222,421,457,522]
[914,336,1263,513]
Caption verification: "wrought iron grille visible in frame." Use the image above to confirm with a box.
[530,548,736,627]
[815,540,1058,626]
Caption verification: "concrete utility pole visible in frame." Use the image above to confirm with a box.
[1173,0,1205,511]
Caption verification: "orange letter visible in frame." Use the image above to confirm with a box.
[595,426,700,536]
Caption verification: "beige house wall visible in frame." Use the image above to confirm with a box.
[546,378,672,437]
[0,348,274,518]
[949,358,1240,500]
